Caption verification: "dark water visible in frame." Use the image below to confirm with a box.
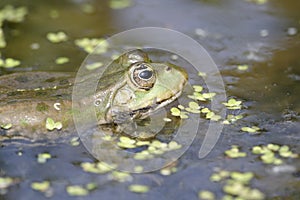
[0,0,299,199]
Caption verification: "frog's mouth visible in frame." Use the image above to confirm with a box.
[133,89,184,119]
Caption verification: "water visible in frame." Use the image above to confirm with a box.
[0,0,299,199]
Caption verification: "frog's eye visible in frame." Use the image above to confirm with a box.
[130,63,156,90]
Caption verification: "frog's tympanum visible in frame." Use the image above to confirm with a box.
[0,50,188,139]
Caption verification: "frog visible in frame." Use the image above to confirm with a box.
[0,50,188,140]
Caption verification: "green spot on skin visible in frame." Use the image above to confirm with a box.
[36,102,49,112]
[66,185,89,196]
[128,184,149,193]
[45,117,62,131]
[37,153,51,164]
[109,0,132,10]
[198,190,215,200]
[46,31,68,43]
[1,123,12,130]
[55,57,69,65]
[31,181,50,192]
[85,62,103,70]
[237,64,249,71]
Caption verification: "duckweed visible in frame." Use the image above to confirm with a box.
[45,117,62,131]
[81,161,115,174]
[46,31,68,43]
[69,137,80,146]
[0,123,12,130]
[111,171,132,182]
[37,153,51,164]
[241,126,260,133]
[0,5,27,48]
[128,184,149,193]
[237,65,249,71]
[170,106,189,119]
[66,185,89,196]
[0,177,14,189]
[251,144,298,165]
[198,71,207,77]
[193,85,203,92]
[210,170,264,200]
[31,181,50,192]
[85,62,103,70]
[109,0,132,10]
[222,114,243,124]
[225,146,247,158]
[0,58,21,68]
[55,57,69,65]
[222,98,242,109]
[198,190,215,200]
[134,166,144,173]
[117,136,137,149]
[247,0,268,5]
[160,166,177,176]
[74,38,108,54]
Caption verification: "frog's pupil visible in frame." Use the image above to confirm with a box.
[139,70,152,80]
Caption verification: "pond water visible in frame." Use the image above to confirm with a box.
[0,0,299,199]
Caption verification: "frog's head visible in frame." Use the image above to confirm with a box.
[110,50,188,122]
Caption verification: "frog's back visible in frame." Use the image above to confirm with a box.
[0,72,75,104]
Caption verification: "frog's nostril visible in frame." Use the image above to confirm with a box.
[165,66,172,71]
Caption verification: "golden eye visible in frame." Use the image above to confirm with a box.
[130,63,156,90]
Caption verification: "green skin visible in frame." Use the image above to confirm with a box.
[0,50,188,139]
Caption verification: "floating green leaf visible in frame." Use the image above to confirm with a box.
[237,65,249,71]
[46,117,62,131]
[66,185,89,196]
[109,0,132,10]
[85,62,103,70]
[223,98,242,109]
[75,38,108,54]
[46,31,68,43]
[225,146,247,158]
[55,57,69,65]
[1,123,12,130]
[37,153,51,164]
[128,184,149,193]
[198,190,215,200]
[241,126,260,133]
[31,181,50,192]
